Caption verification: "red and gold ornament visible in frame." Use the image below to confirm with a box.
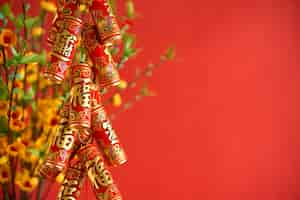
[40,0,127,199]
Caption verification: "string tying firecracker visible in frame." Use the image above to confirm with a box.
[38,1,127,199]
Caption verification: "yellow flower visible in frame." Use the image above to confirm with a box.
[10,106,23,121]
[13,80,24,90]
[0,156,8,165]
[0,100,8,117]
[8,107,29,130]
[40,0,57,13]
[39,77,52,89]
[0,137,8,155]
[17,136,31,148]
[16,170,39,192]
[117,80,128,90]
[0,29,17,47]
[7,141,25,157]
[47,115,60,127]
[79,4,87,12]
[9,119,26,132]
[31,27,43,37]
[56,173,65,183]
[0,163,10,183]
[34,136,46,149]
[22,129,32,140]
[38,98,62,111]
[112,93,122,107]
[27,62,39,83]
[19,150,39,163]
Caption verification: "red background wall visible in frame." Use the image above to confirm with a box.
[7,0,300,199]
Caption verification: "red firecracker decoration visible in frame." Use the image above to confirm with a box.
[39,1,127,199]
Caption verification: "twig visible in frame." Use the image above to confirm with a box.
[21,0,28,121]
[1,46,8,85]
[104,57,166,105]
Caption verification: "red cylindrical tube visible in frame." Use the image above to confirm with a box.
[89,0,121,46]
[69,63,93,128]
[82,26,120,88]
[57,154,86,200]
[44,15,83,83]
[38,102,69,179]
[91,88,127,167]
[39,126,80,179]
[77,143,123,200]
[47,14,59,47]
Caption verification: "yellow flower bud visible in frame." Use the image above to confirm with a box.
[0,29,17,47]
[112,93,122,107]
[56,173,65,183]
[32,26,43,37]
[0,156,8,165]
[0,164,10,183]
[80,4,87,12]
[40,0,57,13]
[117,80,128,90]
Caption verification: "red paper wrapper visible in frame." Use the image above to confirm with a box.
[39,126,80,179]
[91,88,127,167]
[47,14,59,46]
[69,63,93,128]
[38,102,69,178]
[44,15,82,83]
[79,144,123,200]
[82,26,120,88]
[90,0,121,46]
[57,154,86,200]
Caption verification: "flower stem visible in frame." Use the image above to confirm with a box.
[1,46,8,85]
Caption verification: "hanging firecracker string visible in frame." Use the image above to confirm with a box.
[38,0,128,199]
[0,0,174,199]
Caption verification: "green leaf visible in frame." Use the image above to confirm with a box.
[11,47,20,57]
[27,148,40,157]
[0,84,8,100]
[12,88,22,95]
[31,101,37,111]
[23,86,35,100]
[0,116,8,133]
[123,47,136,58]
[126,0,135,19]
[15,14,24,29]
[140,83,155,96]
[108,0,117,14]
[164,46,176,60]
[0,3,14,20]
[6,57,20,66]
[24,3,31,12]
[19,53,46,64]
[25,16,40,29]
[123,33,135,49]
